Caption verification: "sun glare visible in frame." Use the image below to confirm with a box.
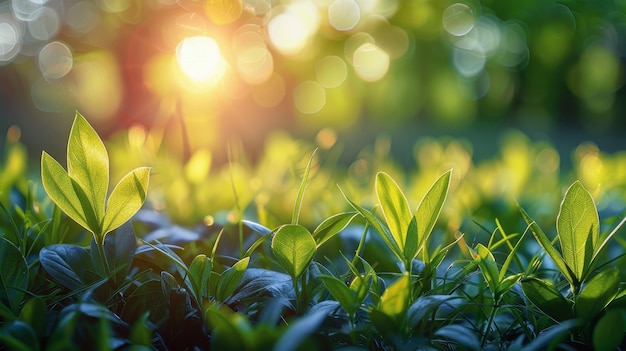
[176,36,226,86]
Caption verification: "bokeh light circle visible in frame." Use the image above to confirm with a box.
[443,3,475,36]
[38,41,73,79]
[293,80,326,114]
[352,42,389,82]
[27,6,60,41]
[328,0,361,31]
[0,17,21,63]
[316,55,348,88]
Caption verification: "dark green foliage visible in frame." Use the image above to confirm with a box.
[2,113,626,350]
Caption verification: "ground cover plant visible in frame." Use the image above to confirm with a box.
[1,112,626,350]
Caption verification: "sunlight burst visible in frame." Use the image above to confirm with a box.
[176,36,226,85]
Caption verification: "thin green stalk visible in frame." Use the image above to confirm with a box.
[351,222,370,268]
[481,296,500,347]
[96,237,111,278]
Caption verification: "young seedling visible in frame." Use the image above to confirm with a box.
[41,112,150,276]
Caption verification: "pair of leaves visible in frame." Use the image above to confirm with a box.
[41,112,149,244]
[350,170,451,265]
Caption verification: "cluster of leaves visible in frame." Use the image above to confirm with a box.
[1,113,626,350]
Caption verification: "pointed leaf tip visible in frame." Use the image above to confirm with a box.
[102,167,150,237]
[67,112,109,224]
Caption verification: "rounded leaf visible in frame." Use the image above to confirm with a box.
[271,224,316,281]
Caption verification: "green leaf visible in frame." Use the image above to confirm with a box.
[587,215,626,283]
[0,238,29,314]
[41,151,94,233]
[313,211,359,247]
[378,273,410,322]
[101,167,150,237]
[404,216,419,261]
[216,256,249,301]
[521,277,573,322]
[415,169,451,260]
[39,244,91,291]
[189,254,212,301]
[376,172,412,252]
[340,188,403,262]
[271,224,316,281]
[575,268,619,321]
[556,181,599,282]
[593,309,626,351]
[67,112,108,225]
[320,275,358,316]
[473,244,500,295]
[519,205,577,288]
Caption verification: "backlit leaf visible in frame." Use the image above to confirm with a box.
[378,273,410,321]
[67,112,108,225]
[313,211,359,247]
[189,254,212,300]
[557,181,599,281]
[271,224,316,280]
[474,244,500,295]
[320,275,358,316]
[376,172,411,252]
[415,169,451,260]
[216,256,249,301]
[101,167,150,238]
[41,151,93,233]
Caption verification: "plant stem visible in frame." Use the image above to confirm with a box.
[97,237,111,278]
[481,296,500,347]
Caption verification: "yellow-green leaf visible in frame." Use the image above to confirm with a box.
[474,244,499,294]
[271,224,316,281]
[378,273,410,321]
[557,181,599,282]
[415,169,451,261]
[67,112,108,224]
[101,167,150,238]
[376,172,412,252]
[41,151,95,233]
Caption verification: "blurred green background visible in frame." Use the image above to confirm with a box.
[1,0,625,161]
